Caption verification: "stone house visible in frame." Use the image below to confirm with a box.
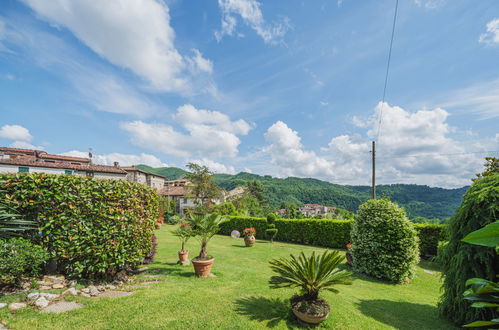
[122,167,165,190]
[298,204,333,217]
[0,147,127,179]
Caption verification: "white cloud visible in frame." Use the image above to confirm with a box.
[9,140,45,150]
[215,0,289,44]
[263,121,334,179]
[479,18,499,45]
[0,124,33,142]
[189,158,236,174]
[413,0,446,9]
[327,102,490,187]
[21,0,213,92]
[187,49,214,74]
[61,150,167,167]
[121,104,253,159]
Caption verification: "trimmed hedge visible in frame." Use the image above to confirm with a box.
[0,173,159,279]
[220,216,446,254]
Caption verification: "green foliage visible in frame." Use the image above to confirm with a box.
[0,237,48,286]
[158,196,176,217]
[187,213,228,259]
[0,180,36,239]
[474,157,499,181]
[413,223,447,256]
[171,223,193,252]
[265,213,278,242]
[439,174,499,325]
[266,213,276,224]
[269,250,353,300]
[185,163,222,208]
[0,173,159,279]
[351,199,420,283]
[211,201,237,215]
[461,221,499,251]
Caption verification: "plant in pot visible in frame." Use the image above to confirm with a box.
[242,227,256,247]
[171,221,193,266]
[269,250,353,325]
[187,213,228,277]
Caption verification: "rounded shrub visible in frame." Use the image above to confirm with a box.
[0,173,159,279]
[438,174,499,325]
[351,198,419,283]
[0,237,48,286]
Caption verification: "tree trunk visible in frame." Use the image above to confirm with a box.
[199,240,208,259]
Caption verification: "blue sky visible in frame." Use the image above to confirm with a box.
[0,0,498,187]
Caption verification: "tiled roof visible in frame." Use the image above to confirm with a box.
[0,147,41,155]
[122,167,165,178]
[39,154,90,163]
[158,186,187,196]
[0,156,127,174]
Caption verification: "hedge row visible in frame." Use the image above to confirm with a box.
[0,173,159,279]
[220,216,447,255]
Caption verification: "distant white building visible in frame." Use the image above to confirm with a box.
[0,147,127,179]
[122,167,165,190]
[298,204,334,217]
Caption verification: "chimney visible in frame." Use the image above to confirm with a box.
[113,161,120,168]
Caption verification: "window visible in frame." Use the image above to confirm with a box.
[86,171,94,177]
[183,198,188,204]
[18,167,29,173]
[65,170,73,175]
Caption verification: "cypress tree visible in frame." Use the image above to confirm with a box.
[439,174,499,325]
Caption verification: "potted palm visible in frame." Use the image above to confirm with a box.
[242,227,256,247]
[269,250,353,325]
[171,221,193,266]
[188,214,228,277]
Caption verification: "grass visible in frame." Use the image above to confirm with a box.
[0,225,456,329]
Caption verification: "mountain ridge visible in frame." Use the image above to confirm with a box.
[135,165,468,219]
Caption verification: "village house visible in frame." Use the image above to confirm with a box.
[298,204,334,217]
[0,147,127,179]
[122,167,165,190]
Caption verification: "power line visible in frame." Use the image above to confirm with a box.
[376,0,399,142]
[377,150,499,160]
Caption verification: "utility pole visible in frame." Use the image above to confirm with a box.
[371,141,376,199]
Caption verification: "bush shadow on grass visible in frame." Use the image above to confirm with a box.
[355,299,453,330]
[234,295,298,328]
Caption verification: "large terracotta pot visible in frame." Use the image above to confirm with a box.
[178,250,190,265]
[192,258,214,277]
[244,235,256,247]
[292,307,329,325]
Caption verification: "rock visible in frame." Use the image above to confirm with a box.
[116,270,128,282]
[43,275,65,285]
[68,280,77,287]
[105,284,116,290]
[34,297,49,308]
[42,301,83,314]
[80,292,91,298]
[95,290,133,298]
[88,286,100,296]
[96,285,105,292]
[27,292,40,304]
[81,288,90,293]
[39,285,52,290]
[21,281,31,290]
[42,293,59,301]
[62,288,78,296]
[135,266,148,273]
[113,280,124,286]
[52,283,65,289]
[0,303,6,308]
[9,302,27,311]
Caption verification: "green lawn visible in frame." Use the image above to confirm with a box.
[0,225,456,329]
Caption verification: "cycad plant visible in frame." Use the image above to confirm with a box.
[171,222,193,252]
[269,250,353,301]
[188,213,228,260]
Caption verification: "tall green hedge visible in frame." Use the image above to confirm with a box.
[439,174,499,325]
[0,173,159,279]
[220,216,444,253]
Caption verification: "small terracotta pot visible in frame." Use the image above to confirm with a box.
[244,235,256,247]
[192,258,214,277]
[178,250,189,265]
[292,307,329,325]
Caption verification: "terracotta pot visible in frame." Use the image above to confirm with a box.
[292,307,329,325]
[244,235,256,247]
[178,250,190,265]
[192,258,214,277]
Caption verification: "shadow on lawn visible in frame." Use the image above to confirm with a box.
[234,296,297,328]
[356,299,449,330]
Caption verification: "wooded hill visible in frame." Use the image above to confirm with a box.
[136,165,468,219]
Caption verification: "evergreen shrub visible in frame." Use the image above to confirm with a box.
[413,223,447,256]
[351,199,420,283]
[439,174,499,325]
[0,173,159,279]
[0,237,48,286]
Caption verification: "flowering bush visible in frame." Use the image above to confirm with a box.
[346,242,352,249]
[243,227,256,237]
[351,199,419,283]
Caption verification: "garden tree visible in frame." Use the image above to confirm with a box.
[474,157,499,181]
[438,174,499,325]
[265,213,278,242]
[211,201,237,215]
[350,198,420,283]
[185,163,223,210]
[246,180,267,205]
